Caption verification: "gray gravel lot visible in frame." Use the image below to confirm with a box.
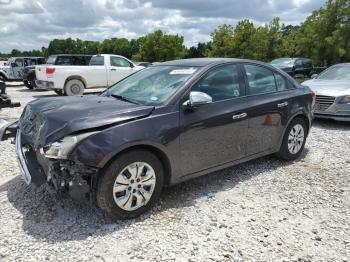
[0,84,349,261]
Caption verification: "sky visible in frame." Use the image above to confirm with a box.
[0,0,326,53]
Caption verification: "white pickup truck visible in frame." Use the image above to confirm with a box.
[35,54,145,95]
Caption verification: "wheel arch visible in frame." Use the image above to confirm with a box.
[64,75,87,88]
[277,112,311,151]
[100,144,172,186]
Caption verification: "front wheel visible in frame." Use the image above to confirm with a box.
[96,150,164,220]
[276,117,307,161]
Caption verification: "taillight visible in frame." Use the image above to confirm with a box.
[310,91,316,108]
[46,67,55,74]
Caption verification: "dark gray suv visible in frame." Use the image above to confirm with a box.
[1,58,315,219]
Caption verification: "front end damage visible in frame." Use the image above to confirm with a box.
[2,95,155,201]
[16,130,99,201]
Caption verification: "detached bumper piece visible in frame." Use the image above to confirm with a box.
[0,81,21,109]
[15,131,98,200]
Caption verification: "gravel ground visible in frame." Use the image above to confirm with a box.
[0,84,349,262]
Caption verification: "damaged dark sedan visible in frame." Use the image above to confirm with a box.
[0,58,314,219]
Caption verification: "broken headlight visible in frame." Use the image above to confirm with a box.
[41,132,97,159]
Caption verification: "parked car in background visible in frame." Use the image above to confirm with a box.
[303,63,350,122]
[0,59,7,67]
[1,58,314,219]
[35,54,145,95]
[22,54,92,90]
[134,61,152,67]
[0,57,45,82]
[271,58,313,77]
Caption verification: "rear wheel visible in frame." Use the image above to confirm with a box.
[24,80,34,89]
[276,117,307,161]
[96,150,164,220]
[64,79,84,96]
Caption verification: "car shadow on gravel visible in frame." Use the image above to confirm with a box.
[1,150,308,242]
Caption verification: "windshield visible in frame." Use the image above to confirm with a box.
[317,65,350,80]
[105,65,199,106]
[89,56,104,66]
[271,58,295,66]
[46,56,57,65]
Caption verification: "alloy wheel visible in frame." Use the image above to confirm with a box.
[287,124,305,154]
[112,162,156,211]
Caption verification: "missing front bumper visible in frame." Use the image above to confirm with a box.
[15,130,98,200]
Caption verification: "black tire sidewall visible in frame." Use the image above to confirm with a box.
[278,118,307,161]
[96,150,164,220]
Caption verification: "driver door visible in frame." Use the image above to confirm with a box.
[179,64,248,175]
[108,56,135,85]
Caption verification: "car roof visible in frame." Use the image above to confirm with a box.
[159,58,267,67]
[50,54,92,57]
[10,57,44,59]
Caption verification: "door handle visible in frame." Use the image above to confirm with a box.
[111,69,116,71]
[277,102,288,108]
[232,113,247,120]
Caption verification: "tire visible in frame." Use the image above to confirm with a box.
[54,90,64,96]
[64,79,85,96]
[0,74,7,82]
[23,80,34,89]
[96,150,164,220]
[276,117,307,161]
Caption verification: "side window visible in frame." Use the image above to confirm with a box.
[14,58,24,67]
[274,74,288,91]
[192,64,241,102]
[244,65,277,95]
[110,57,131,67]
[37,58,46,64]
[56,56,72,65]
[295,59,303,67]
[72,56,85,65]
[29,58,38,66]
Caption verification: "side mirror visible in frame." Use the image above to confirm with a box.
[11,62,17,67]
[183,91,212,108]
[311,74,318,79]
[130,63,135,68]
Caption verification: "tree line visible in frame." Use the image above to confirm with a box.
[1,0,348,66]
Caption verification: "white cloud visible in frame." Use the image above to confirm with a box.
[0,0,326,53]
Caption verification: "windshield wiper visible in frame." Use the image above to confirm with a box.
[110,94,139,105]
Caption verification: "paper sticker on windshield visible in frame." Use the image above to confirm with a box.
[170,69,196,75]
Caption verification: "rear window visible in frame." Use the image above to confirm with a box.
[56,56,72,65]
[89,56,104,66]
[47,56,57,65]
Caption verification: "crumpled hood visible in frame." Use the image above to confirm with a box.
[303,79,350,97]
[19,95,154,149]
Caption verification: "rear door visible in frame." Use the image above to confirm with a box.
[242,63,294,155]
[179,64,248,175]
[108,56,135,85]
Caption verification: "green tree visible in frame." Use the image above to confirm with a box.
[133,30,187,62]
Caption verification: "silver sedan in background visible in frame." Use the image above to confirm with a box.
[303,63,350,122]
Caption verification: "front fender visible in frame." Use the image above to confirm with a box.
[68,111,180,172]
